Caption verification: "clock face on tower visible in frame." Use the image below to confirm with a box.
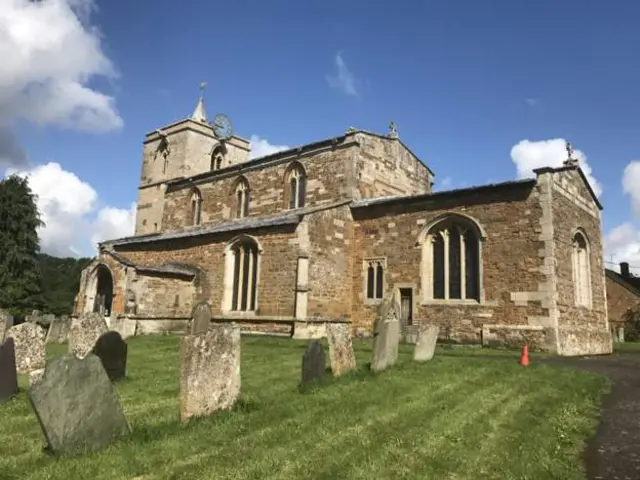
[212,114,233,140]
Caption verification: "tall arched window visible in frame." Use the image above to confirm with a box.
[285,162,306,209]
[572,231,592,307]
[190,188,203,226]
[235,178,250,218]
[211,146,223,171]
[224,237,260,312]
[421,215,482,302]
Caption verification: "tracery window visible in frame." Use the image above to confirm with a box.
[287,163,306,209]
[365,259,385,300]
[235,178,250,218]
[421,216,481,302]
[228,238,259,312]
[211,147,223,171]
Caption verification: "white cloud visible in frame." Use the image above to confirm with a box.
[622,161,640,216]
[603,223,640,275]
[510,138,602,198]
[5,162,135,258]
[249,135,290,159]
[326,52,358,97]
[0,0,121,166]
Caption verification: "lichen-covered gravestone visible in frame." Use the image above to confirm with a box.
[325,323,356,376]
[191,301,212,335]
[29,354,130,455]
[91,331,128,382]
[371,298,401,372]
[301,340,326,386]
[0,337,18,403]
[6,322,46,373]
[0,309,13,342]
[413,325,440,362]
[68,313,108,358]
[180,324,241,423]
[46,315,71,344]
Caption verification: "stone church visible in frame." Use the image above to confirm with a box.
[74,90,613,356]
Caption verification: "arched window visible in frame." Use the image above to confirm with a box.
[421,215,482,302]
[190,188,203,226]
[365,258,385,300]
[224,237,260,312]
[235,178,250,218]
[285,163,306,209]
[211,146,224,171]
[572,231,592,307]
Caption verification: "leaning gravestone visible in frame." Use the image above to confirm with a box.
[6,322,46,373]
[413,325,440,362]
[180,324,241,423]
[29,354,130,455]
[0,309,13,342]
[68,313,108,358]
[371,297,401,372]
[0,338,18,403]
[325,323,357,376]
[301,340,326,386]
[191,301,213,335]
[91,331,128,382]
[46,315,71,344]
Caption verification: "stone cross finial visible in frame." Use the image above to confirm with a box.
[388,121,398,139]
[199,82,207,99]
[346,126,356,134]
[563,140,579,167]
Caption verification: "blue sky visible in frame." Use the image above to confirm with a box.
[3,0,640,269]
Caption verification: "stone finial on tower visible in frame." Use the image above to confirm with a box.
[388,121,398,139]
[191,82,208,123]
[345,126,357,134]
[563,140,579,167]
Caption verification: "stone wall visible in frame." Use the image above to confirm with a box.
[548,167,611,355]
[605,274,640,328]
[351,181,546,345]
[133,273,195,317]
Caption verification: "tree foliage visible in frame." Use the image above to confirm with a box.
[38,253,92,315]
[0,175,46,315]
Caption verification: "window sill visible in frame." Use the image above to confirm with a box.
[364,298,384,306]
[420,299,484,306]
[221,310,258,317]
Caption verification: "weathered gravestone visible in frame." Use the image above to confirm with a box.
[325,323,357,376]
[91,331,128,382]
[68,313,108,358]
[301,340,326,386]
[29,354,130,455]
[191,301,212,335]
[0,338,18,403]
[0,309,13,342]
[6,322,46,373]
[180,324,241,423]
[46,316,71,344]
[413,325,440,362]
[371,297,401,372]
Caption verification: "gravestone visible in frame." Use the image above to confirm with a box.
[6,322,46,373]
[0,338,18,403]
[91,331,128,382]
[68,313,108,358]
[301,340,326,385]
[29,354,130,455]
[371,297,401,372]
[413,325,440,362]
[191,301,212,335]
[0,309,13,342]
[180,324,241,423]
[46,316,71,344]
[325,323,356,376]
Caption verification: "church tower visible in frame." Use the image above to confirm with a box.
[134,84,251,235]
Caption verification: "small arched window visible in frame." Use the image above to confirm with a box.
[225,237,260,312]
[190,188,203,226]
[421,215,482,302]
[286,163,306,209]
[572,231,592,307]
[211,146,224,171]
[235,178,250,218]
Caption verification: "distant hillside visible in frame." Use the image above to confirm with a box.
[38,253,93,316]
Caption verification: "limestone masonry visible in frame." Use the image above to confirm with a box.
[73,92,613,356]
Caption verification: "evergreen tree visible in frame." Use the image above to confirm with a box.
[0,174,45,315]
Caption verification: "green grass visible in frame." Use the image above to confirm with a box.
[1,336,609,480]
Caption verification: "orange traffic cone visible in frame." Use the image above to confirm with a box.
[519,344,530,366]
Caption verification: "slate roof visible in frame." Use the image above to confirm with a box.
[605,268,640,296]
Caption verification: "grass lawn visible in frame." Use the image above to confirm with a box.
[0,336,609,480]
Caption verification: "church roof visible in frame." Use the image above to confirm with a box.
[605,268,640,297]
